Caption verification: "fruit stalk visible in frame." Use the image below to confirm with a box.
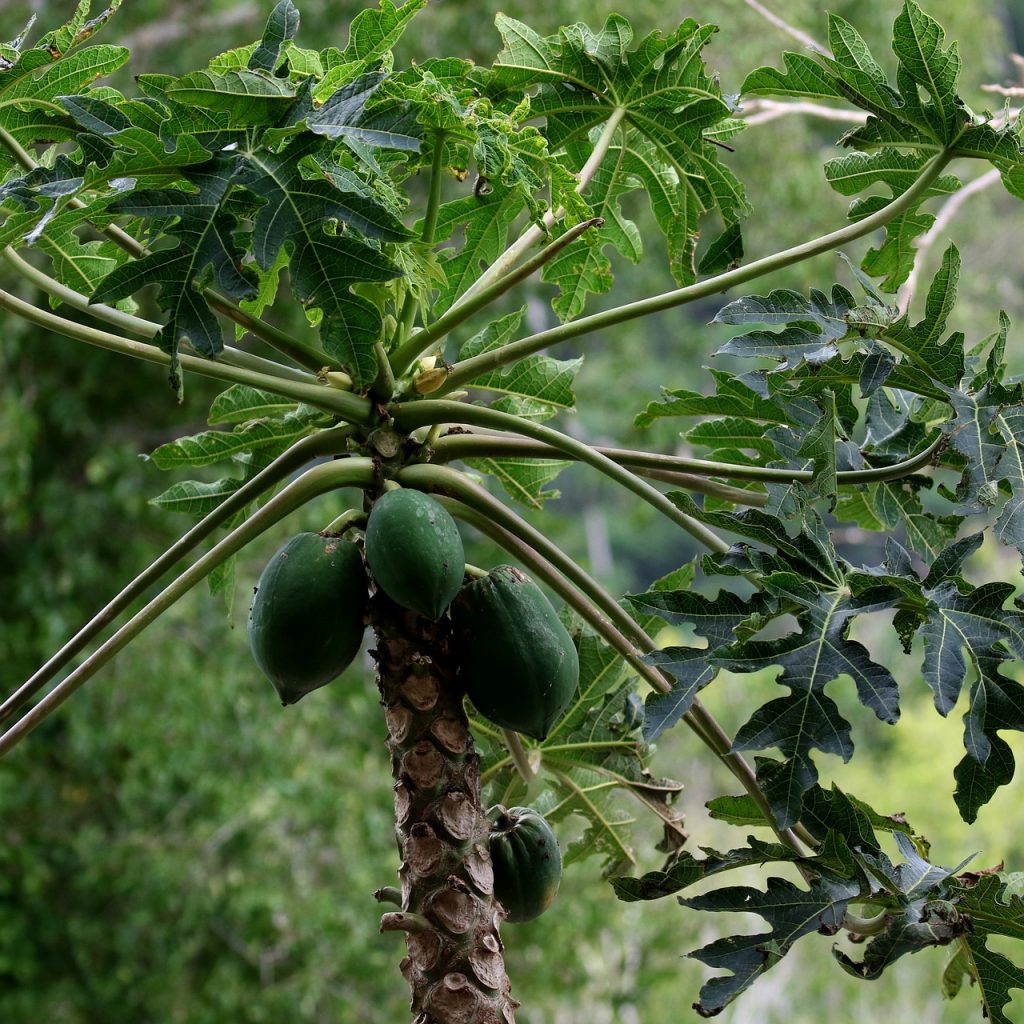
[370,592,517,1024]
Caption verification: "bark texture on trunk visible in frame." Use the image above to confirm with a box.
[371,592,517,1024]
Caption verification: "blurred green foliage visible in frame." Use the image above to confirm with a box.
[3,0,1024,1021]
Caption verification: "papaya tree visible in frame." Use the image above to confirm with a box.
[5,0,1024,1019]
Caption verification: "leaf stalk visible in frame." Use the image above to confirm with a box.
[436,150,955,393]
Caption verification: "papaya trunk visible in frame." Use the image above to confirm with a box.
[370,592,517,1024]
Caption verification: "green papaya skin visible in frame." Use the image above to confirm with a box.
[248,532,368,705]
[364,488,465,620]
[488,805,562,923]
[452,565,579,740]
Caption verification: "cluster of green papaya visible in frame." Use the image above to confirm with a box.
[247,488,579,734]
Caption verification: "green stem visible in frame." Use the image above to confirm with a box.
[372,340,396,402]
[842,909,890,937]
[453,106,627,308]
[430,430,943,487]
[388,216,604,379]
[436,150,954,393]
[391,401,730,553]
[3,245,160,336]
[632,467,768,506]
[1,246,319,384]
[322,506,366,535]
[430,433,767,504]
[0,123,39,173]
[420,131,447,247]
[483,741,642,783]
[374,887,404,907]
[0,425,356,728]
[203,291,333,374]
[502,729,537,784]
[0,458,376,758]
[685,696,813,853]
[393,132,450,350]
[0,286,374,423]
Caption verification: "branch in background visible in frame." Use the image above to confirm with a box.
[742,99,866,127]
[897,167,1001,312]
[982,52,1024,96]
[740,0,830,55]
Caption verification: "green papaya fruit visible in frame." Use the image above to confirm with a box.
[248,532,368,705]
[364,488,465,619]
[452,565,578,740]
[488,805,562,923]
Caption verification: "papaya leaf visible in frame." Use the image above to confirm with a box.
[463,457,571,510]
[623,588,766,740]
[834,479,961,560]
[320,291,383,390]
[685,874,863,1014]
[489,13,749,293]
[944,940,1024,1024]
[743,3,1024,289]
[149,477,245,517]
[612,838,800,902]
[0,42,129,176]
[650,505,907,826]
[824,152,962,291]
[316,0,428,98]
[165,69,298,125]
[248,0,300,75]
[880,244,964,386]
[539,139,640,321]
[91,157,256,375]
[147,405,325,470]
[431,185,523,311]
[207,385,301,425]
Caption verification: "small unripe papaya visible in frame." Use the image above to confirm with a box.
[452,565,578,740]
[488,805,562,923]
[248,532,368,705]
[364,488,465,619]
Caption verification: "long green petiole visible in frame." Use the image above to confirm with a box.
[203,291,333,374]
[0,425,356,727]
[0,458,376,758]
[434,150,954,394]
[392,400,730,553]
[430,430,944,488]
[501,728,537,784]
[388,216,605,379]
[1,245,323,385]
[0,286,375,423]
[452,106,627,308]
[395,130,450,348]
